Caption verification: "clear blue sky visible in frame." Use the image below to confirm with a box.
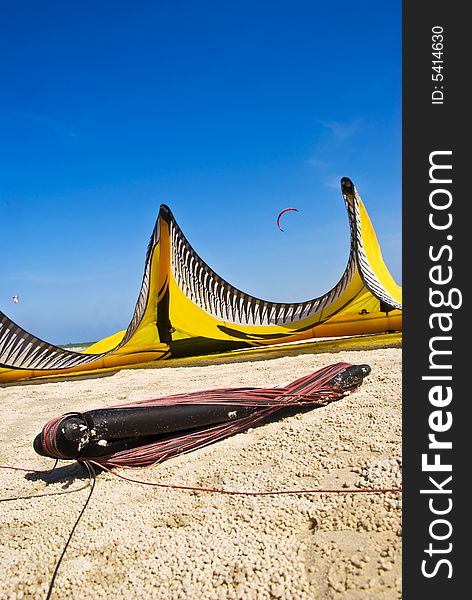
[0,1,401,345]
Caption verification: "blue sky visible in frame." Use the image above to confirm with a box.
[0,1,401,345]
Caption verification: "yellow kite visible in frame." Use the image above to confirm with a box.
[0,178,402,382]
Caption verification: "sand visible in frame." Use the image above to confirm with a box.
[0,345,402,599]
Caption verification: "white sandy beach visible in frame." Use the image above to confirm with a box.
[1,344,401,599]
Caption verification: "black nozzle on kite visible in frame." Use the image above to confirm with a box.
[340,177,355,196]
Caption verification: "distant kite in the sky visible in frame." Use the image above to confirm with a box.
[276,207,299,232]
[12,295,19,304]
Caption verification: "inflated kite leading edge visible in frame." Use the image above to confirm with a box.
[0,178,402,382]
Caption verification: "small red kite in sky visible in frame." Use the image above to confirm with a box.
[276,207,299,232]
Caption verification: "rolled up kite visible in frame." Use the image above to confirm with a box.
[34,362,371,468]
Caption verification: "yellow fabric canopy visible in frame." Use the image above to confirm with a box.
[0,177,401,382]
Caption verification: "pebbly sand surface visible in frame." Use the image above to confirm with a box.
[0,344,402,599]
